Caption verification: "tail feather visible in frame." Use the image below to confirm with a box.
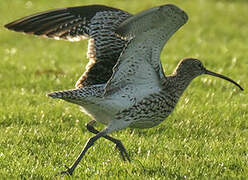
[47,90,74,99]
[47,89,87,106]
[47,88,88,100]
[47,85,104,102]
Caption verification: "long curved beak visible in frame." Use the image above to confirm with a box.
[205,69,244,91]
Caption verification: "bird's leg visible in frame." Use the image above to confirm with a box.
[59,130,106,176]
[86,120,130,162]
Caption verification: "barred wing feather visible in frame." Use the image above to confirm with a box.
[5,5,131,87]
[104,4,188,101]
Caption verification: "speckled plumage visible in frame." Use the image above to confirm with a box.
[5,5,131,88]
[5,4,243,176]
[47,5,190,132]
[47,5,242,175]
[76,9,131,87]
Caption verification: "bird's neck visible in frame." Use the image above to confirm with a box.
[163,73,196,98]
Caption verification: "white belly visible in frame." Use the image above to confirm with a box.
[79,84,161,126]
[79,95,133,125]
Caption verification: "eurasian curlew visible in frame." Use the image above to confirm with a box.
[5,4,243,176]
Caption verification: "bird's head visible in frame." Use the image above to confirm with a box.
[175,58,243,91]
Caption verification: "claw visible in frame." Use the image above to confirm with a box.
[56,165,73,176]
[115,142,131,162]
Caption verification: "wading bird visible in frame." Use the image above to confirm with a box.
[5,4,243,175]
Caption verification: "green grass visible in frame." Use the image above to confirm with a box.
[1,0,248,179]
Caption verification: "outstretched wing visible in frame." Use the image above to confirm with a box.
[104,4,188,100]
[5,5,125,41]
[5,5,131,87]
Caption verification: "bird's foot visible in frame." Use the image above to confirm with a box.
[56,165,73,176]
[115,141,131,162]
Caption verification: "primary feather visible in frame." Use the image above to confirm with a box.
[5,5,132,88]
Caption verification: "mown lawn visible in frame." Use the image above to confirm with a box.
[0,0,247,179]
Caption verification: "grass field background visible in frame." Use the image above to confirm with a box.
[0,0,248,179]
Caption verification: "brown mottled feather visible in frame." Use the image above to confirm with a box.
[4,5,132,87]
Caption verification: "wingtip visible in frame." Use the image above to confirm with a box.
[116,3,188,38]
[4,23,9,29]
[4,22,13,30]
[163,4,188,23]
[4,20,23,32]
[47,92,60,98]
[4,16,25,30]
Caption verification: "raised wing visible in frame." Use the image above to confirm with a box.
[5,5,125,41]
[5,5,131,87]
[104,4,188,99]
